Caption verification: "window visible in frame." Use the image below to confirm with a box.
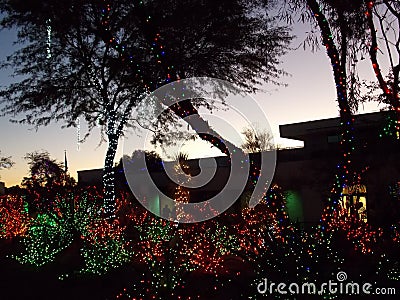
[340,184,367,222]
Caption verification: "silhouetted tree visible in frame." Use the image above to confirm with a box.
[21,150,75,212]
[279,0,372,208]
[361,0,400,136]
[241,125,276,153]
[0,0,292,216]
[0,150,14,170]
[0,150,14,181]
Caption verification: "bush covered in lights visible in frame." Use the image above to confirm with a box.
[13,212,73,267]
[79,219,130,276]
[0,195,30,239]
[0,186,399,299]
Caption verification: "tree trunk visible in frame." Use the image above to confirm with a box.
[366,1,400,136]
[306,0,355,207]
[168,99,241,156]
[103,133,118,218]
[98,6,245,157]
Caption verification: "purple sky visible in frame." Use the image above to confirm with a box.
[0,21,384,187]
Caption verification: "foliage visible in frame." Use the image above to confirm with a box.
[116,150,163,173]
[134,216,179,290]
[241,125,275,153]
[0,0,292,129]
[21,150,74,189]
[0,150,14,170]
[363,1,400,117]
[21,150,76,213]
[115,150,163,194]
[359,73,400,108]
[0,186,399,298]
[12,212,73,267]
[11,189,130,274]
[0,0,292,212]
[0,195,30,239]
[79,219,130,276]
[0,150,14,180]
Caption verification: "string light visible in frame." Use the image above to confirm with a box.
[46,19,52,59]
[366,0,400,138]
[76,117,81,151]
[0,195,30,239]
[2,1,400,296]
[1,186,399,298]
[97,0,238,217]
[306,0,356,224]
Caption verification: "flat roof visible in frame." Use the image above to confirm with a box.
[279,111,386,140]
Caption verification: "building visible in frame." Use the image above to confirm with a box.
[77,168,103,187]
[77,111,400,226]
[277,111,400,226]
[0,182,5,196]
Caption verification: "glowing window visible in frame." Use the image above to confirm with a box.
[340,184,367,222]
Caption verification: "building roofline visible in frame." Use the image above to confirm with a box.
[279,110,386,141]
[77,168,103,174]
